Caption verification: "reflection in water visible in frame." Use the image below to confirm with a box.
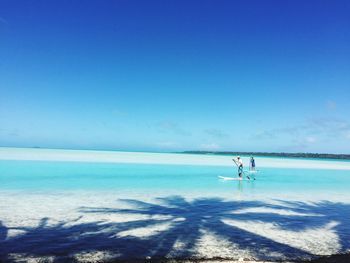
[236,180,243,198]
[234,179,257,199]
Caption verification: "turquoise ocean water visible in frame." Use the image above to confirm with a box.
[1,160,349,198]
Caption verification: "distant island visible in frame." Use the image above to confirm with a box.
[182,151,350,160]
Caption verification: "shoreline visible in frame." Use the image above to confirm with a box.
[1,147,350,170]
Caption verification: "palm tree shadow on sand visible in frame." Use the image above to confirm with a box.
[1,197,350,262]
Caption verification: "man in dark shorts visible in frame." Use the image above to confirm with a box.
[250,156,256,171]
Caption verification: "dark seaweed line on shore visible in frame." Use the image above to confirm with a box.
[1,253,348,263]
[112,252,349,263]
[106,252,350,263]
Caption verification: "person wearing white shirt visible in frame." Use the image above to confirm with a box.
[233,156,244,178]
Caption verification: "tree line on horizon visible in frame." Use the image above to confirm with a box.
[182,151,350,160]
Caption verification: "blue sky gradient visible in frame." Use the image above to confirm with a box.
[1,0,350,153]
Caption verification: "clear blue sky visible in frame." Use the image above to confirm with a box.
[1,0,349,153]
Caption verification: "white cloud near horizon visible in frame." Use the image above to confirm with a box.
[156,121,191,136]
[199,143,220,151]
[111,108,128,117]
[155,141,182,150]
[204,129,229,139]
[253,117,350,140]
[251,117,350,152]
[326,100,337,110]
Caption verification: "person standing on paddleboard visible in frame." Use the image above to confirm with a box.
[233,156,244,178]
[250,156,256,171]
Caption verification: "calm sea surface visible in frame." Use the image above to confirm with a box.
[0,160,350,197]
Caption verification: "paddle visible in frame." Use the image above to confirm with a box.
[232,158,251,180]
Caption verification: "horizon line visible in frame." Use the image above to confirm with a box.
[1,145,349,157]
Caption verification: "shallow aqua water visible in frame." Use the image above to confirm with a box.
[1,160,350,199]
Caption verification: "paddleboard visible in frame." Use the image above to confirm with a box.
[244,170,259,174]
[218,176,247,181]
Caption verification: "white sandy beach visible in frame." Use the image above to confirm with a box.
[0,191,347,262]
[1,147,350,170]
